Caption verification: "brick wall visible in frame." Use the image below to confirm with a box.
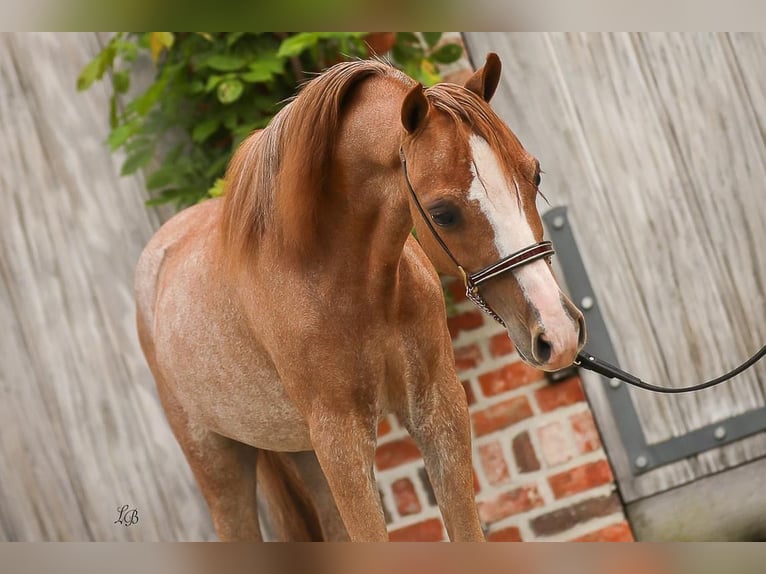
[375,279,633,542]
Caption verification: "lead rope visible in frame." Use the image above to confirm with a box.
[399,147,766,394]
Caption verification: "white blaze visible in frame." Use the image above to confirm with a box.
[468,135,574,351]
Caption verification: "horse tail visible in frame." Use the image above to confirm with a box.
[257,450,324,541]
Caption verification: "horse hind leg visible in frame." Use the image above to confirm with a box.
[156,383,263,541]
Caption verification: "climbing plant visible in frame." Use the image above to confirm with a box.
[78,32,464,208]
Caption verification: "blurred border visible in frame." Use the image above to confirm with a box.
[2,542,766,574]
[2,2,766,32]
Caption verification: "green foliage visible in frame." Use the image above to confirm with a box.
[79,32,464,209]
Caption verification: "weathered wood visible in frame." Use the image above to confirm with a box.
[627,456,766,541]
[464,33,766,507]
[0,33,213,541]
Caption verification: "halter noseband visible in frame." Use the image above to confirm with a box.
[399,147,554,327]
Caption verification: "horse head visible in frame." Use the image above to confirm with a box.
[400,54,586,371]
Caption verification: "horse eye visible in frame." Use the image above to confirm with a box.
[533,171,542,187]
[430,208,457,227]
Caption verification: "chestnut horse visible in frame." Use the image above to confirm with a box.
[135,53,585,542]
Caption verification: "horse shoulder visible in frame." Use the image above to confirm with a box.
[135,199,224,347]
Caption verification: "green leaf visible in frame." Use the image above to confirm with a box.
[107,123,135,150]
[277,33,320,58]
[113,70,130,94]
[149,32,174,62]
[128,68,171,116]
[205,54,247,72]
[121,145,154,175]
[202,154,229,179]
[241,58,284,83]
[188,79,206,94]
[205,74,224,92]
[416,59,441,87]
[217,78,244,104]
[430,43,463,64]
[191,118,220,142]
[208,178,226,198]
[109,95,118,129]
[396,32,419,46]
[240,68,273,83]
[226,32,246,46]
[250,56,285,75]
[146,165,185,190]
[76,43,116,91]
[77,58,102,91]
[422,32,442,48]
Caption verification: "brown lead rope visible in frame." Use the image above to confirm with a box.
[400,147,766,394]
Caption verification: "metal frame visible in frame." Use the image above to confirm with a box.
[543,206,766,476]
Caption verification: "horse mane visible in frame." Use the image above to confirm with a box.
[221,58,406,263]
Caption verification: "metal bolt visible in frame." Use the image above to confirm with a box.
[581,296,594,310]
[552,215,566,229]
[713,426,727,440]
[609,379,621,389]
[635,455,648,469]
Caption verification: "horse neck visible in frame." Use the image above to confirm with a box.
[315,81,413,274]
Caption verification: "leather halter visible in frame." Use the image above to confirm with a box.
[399,147,554,328]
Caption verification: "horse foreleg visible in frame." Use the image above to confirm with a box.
[308,411,388,541]
[404,378,486,542]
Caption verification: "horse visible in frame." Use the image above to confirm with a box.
[134,53,586,542]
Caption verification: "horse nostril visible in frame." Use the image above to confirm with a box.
[533,333,553,364]
[577,315,586,348]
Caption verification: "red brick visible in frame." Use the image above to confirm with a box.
[473,469,481,494]
[571,411,601,454]
[478,362,545,397]
[478,441,510,485]
[389,518,444,541]
[391,478,422,516]
[537,421,574,467]
[512,431,541,473]
[488,526,523,541]
[447,310,484,339]
[445,277,468,304]
[548,460,614,499]
[530,494,622,537]
[573,521,634,542]
[472,396,533,437]
[377,418,392,437]
[534,377,585,412]
[375,438,422,471]
[478,485,544,523]
[489,332,515,357]
[454,343,482,372]
[462,380,476,406]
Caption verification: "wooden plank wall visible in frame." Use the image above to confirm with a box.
[0,33,214,541]
[463,33,766,505]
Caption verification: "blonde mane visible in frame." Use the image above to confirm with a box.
[221,59,407,263]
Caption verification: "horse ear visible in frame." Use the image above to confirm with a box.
[401,83,429,134]
[464,52,502,102]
